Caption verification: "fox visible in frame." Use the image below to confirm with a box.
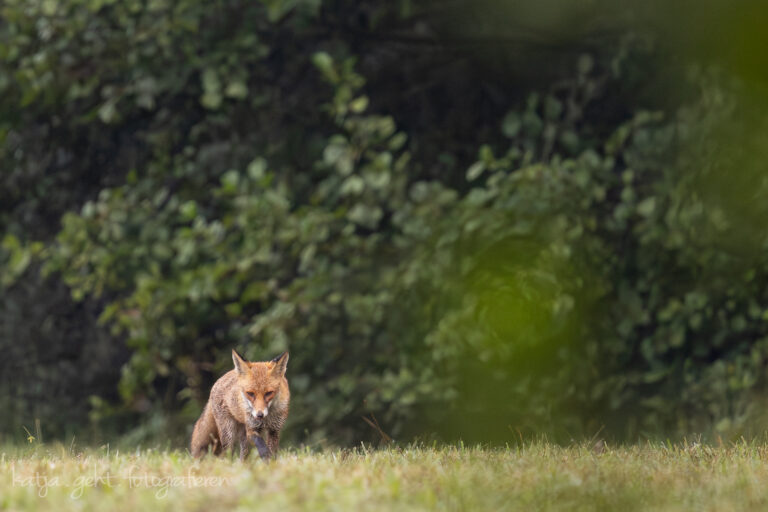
[190,350,290,461]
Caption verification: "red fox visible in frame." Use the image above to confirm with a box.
[191,350,290,460]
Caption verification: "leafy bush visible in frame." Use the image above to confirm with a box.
[2,0,768,444]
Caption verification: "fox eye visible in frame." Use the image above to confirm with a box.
[246,391,255,399]
[264,391,275,400]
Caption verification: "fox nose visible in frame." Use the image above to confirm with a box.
[256,411,264,419]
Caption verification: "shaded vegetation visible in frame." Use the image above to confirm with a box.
[2,0,768,445]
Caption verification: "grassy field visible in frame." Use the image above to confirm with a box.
[3,441,768,511]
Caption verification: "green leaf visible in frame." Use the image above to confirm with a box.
[501,112,522,138]
[312,51,338,82]
[247,158,267,180]
[350,96,369,113]
[200,91,222,109]
[202,68,220,93]
[221,170,240,191]
[98,101,118,123]
[637,197,656,217]
[225,80,248,99]
[466,161,486,181]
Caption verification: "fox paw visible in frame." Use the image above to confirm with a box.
[249,435,271,460]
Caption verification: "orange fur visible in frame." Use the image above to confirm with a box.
[191,350,290,460]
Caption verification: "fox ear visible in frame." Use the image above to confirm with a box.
[232,349,249,376]
[270,351,289,377]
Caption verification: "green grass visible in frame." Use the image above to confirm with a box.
[3,441,768,511]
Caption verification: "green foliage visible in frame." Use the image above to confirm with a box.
[2,0,768,445]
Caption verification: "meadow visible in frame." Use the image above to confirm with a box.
[3,441,768,511]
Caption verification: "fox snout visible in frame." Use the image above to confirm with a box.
[241,391,270,421]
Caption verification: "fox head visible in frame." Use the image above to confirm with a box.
[232,349,289,424]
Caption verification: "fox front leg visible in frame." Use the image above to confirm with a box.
[238,435,251,461]
[267,430,280,457]
[247,430,271,461]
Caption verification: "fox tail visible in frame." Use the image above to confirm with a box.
[190,402,219,457]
